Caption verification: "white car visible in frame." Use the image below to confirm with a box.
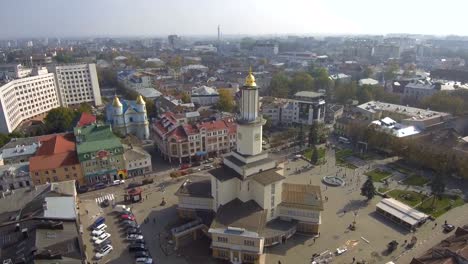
[95,244,113,259]
[91,225,107,236]
[135,257,153,264]
[336,246,348,255]
[92,232,110,241]
[126,234,144,241]
[112,180,125,185]
[94,233,111,245]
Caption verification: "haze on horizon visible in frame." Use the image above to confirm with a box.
[1,0,467,39]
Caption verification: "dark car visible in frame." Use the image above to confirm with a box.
[134,239,145,244]
[77,186,89,193]
[127,182,142,189]
[127,228,142,235]
[443,223,455,232]
[130,242,146,248]
[94,240,112,251]
[123,222,139,229]
[94,183,106,190]
[101,199,110,208]
[142,179,154,185]
[134,251,150,258]
[129,244,146,252]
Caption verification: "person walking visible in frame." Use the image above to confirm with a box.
[352,256,356,263]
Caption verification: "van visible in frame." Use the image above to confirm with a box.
[91,217,106,229]
[113,204,131,213]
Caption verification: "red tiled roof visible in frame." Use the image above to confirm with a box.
[198,120,227,131]
[182,124,199,135]
[76,112,96,127]
[167,126,187,141]
[30,134,79,171]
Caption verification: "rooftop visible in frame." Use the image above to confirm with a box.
[377,198,428,226]
[29,134,79,172]
[74,124,122,155]
[174,176,212,198]
[124,146,150,161]
[42,196,76,220]
[357,101,451,121]
[211,199,267,234]
[280,183,324,211]
[294,91,324,99]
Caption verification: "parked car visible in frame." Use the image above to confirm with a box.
[135,257,153,264]
[129,242,146,248]
[126,228,142,235]
[129,244,146,252]
[336,246,348,255]
[179,163,191,170]
[77,186,89,193]
[92,224,107,235]
[203,164,214,169]
[94,183,107,190]
[126,234,144,241]
[121,214,136,221]
[121,220,136,226]
[124,223,140,230]
[101,199,110,208]
[127,182,142,189]
[91,217,105,229]
[92,232,111,241]
[443,223,455,232]
[94,240,111,251]
[112,180,125,185]
[91,229,106,238]
[142,179,154,185]
[94,234,111,245]
[95,244,113,259]
[134,239,145,244]
[134,251,150,258]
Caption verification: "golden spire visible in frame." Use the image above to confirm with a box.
[136,94,145,105]
[244,67,257,87]
[112,96,122,107]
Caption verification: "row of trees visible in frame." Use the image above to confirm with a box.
[269,67,331,98]
[334,81,400,105]
[420,89,468,116]
[44,103,94,133]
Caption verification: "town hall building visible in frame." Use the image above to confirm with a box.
[175,70,324,264]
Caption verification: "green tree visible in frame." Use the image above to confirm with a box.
[308,122,319,146]
[270,72,290,98]
[430,173,446,208]
[311,146,319,164]
[44,107,76,133]
[290,72,314,95]
[421,91,465,115]
[216,89,234,112]
[361,176,376,200]
[363,67,374,78]
[356,85,374,103]
[181,93,191,104]
[384,62,399,80]
[310,67,330,90]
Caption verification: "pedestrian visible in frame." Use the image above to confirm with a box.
[352,256,356,263]
[434,223,438,228]
[343,210,347,214]
[85,209,88,215]
[444,220,447,225]
[404,239,407,244]
[313,237,316,243]
[153,218,156,223]
[278,261,282,264]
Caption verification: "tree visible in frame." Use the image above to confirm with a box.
[384,62,399,80]
[181,93,191,104]
[216,89,234,112]
[361,176,376,200]
[311,146,319,164]
[270,73,290,98]
[290,72,314,95]
[310,67,330,90]
[430,173,446,208]
[308,122,319,146]
[44,107,76,133]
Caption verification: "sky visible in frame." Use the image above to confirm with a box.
[1,0,467,38]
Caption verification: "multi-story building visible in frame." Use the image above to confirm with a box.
[53,63,102,107]
[29,133,85,186]
[261,91,326,126]
[190,86,219,106]
[106,96,150,140]
[373,44,400,59]
[152,112,236,163]
[0,67,59,133]
[74,124,126,185]
[174,71,323,264]
[252,41,279,57]
[124,146,152,177]
[0,162,31,191]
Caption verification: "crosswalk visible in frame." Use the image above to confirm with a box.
[95,193,115,204]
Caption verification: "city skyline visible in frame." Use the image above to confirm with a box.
[1,0,468,39]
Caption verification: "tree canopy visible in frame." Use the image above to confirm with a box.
[270,72,290,98]
[361,176,376,200]
[216,89,234,112]
[420,90,468,116]
[44,107,77,133]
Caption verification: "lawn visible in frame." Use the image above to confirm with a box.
[402,174,430,186]
[387,189,428,207]
[378,187,389,193]
[365,169,392,182]
[417,195,465,218]
[388,163,412,175]
[335,149,357,169]
[304,147,326,162]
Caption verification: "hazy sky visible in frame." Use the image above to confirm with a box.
[1,0,467,38]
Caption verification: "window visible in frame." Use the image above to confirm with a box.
[64,167,68,171]
[271,183,275,194]
[52,169,56,173]
[244,240,254,246]
[53,176,58,182]
[217,236,228,243]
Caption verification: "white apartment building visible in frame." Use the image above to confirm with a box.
[0,67,59,133]
[190,86,219,106]
[54,63,102,107]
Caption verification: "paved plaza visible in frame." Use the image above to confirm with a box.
[77,148,468,264]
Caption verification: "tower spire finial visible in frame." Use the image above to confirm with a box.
[244,67,256,87]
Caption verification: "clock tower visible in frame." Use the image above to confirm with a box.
[236,68,265,156]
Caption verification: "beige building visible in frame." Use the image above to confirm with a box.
[175,70,323,264]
